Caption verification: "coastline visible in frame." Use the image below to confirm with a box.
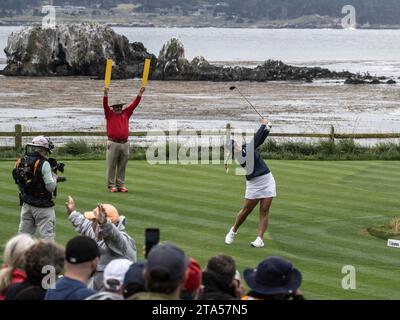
[0,77,399,134]
[2,21,400,30]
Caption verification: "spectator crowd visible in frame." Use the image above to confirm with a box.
[0,197,305,301]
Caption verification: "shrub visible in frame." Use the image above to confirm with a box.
[2,139,400,161]
[58,140,90,155]
[367,217,400,240]
[316,140,336,155]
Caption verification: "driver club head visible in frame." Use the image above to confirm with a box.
[229,86,236,91]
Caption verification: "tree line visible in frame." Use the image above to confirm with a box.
[1,0,400,25]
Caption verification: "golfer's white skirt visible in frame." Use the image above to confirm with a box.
[245,173,277,200]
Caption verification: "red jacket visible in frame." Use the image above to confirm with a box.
[0,268,26,300]
[103,96,142,141]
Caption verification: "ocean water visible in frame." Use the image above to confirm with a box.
[1,26,400,76]
[113,27,400,77]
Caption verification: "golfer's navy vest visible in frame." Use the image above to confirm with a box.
[236,125,271,180]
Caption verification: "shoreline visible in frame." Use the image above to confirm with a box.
[2,22,400,30]
[0,77,399,135]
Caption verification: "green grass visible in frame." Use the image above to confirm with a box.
[0,160,399,299]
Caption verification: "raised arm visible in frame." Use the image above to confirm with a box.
[103,87,112,119]
[100,221,131,256]
[253,118,272,149]
[69,211,97,239]
[65,196,97,240]
[125,87,145,118]
[96,205,137,260]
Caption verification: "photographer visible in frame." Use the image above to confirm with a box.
[14,136,64,240]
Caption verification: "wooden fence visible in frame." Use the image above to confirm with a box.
[1,124,400,149]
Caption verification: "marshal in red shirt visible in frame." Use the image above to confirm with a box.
[103,96,142,141]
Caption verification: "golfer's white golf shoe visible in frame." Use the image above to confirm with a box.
[251,237,264,248]
[225,228,237,244]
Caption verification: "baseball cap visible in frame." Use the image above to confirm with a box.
[65,236,100,264]
[103,259,133,291]
[244,256,302,296]
[147,242,188,282]
[28,136,54,153]
[183,257,202,293]
[84,204,119,224]
[124,262,146,291]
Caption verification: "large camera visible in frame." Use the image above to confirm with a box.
[48,158,66,182]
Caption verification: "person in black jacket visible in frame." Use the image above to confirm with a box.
[202,255,241,300]
[225,118,276,248]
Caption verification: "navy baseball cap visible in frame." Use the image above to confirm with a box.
[124,262,146,289]
[244,256,302,296]
[147,242,188,282]
[65,236,100,264]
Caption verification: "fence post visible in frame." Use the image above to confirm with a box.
[15,124,22,150]
[330,125,335,144]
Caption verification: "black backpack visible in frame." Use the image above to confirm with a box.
[12,155,43,192]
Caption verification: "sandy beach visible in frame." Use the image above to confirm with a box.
[0,75,400,147]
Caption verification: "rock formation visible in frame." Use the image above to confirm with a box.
[152,37,378,83]
[3,23,156,78]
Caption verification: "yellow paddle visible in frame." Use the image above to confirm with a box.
[104,59,113,89]
[141,58,151,87]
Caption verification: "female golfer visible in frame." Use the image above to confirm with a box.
[225,118,276,248]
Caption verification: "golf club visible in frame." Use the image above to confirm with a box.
[229,86,264,119]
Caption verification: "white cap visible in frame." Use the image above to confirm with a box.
[103,259,133,291]
[28,136,53,152]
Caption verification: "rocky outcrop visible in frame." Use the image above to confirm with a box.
[3,23,156,78]
[152,38,188,79]
[152,37,386,83]
[344,75,396,85]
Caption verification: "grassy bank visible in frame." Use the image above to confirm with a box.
[0,160,399,299]
[1,139,400,161]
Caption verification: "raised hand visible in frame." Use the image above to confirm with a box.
[95,204,108,225]
[65,195,76,216]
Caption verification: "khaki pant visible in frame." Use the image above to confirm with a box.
[18,203,56,240]
[106,140,130,188]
